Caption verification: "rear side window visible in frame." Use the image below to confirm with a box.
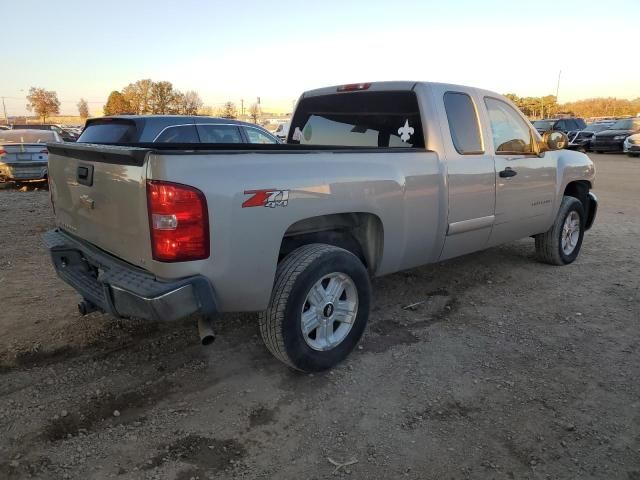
[155,125,199,143]
[196,124,243,143]
[288,91,425,148]
[443,92,483,154]
[245,128,278,144]
[78,121,137,143]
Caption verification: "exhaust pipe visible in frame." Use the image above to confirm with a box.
[197,316,215,346]
[78,299,98,316]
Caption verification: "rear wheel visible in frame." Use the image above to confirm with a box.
[259,244,370,372]
[535,196,585,265]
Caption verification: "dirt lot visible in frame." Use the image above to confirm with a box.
[0,153,638,480]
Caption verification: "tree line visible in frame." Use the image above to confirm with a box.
[505,93,640,119]
[103,79,204,116]
[23,85,639,124]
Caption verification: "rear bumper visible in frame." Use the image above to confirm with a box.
[592,140,624,152]
[0,162,48,181]
[43,229,216,321]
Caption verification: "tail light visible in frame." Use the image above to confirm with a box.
[146,180,209,262]
[0,149,6,156]
[40,149,48,154]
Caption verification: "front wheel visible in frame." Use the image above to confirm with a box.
[535,196,585,265]
[259,244,371,372]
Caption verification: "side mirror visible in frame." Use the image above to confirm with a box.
[542,130,568,151]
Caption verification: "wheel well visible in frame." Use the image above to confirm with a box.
[279,213,384,272]
[564,180,591,206]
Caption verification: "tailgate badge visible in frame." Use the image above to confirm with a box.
[79,194,95,210]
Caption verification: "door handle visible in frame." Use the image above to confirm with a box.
[499,167,517,178]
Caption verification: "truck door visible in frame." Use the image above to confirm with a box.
[434,88,496,260]
[433,85,495,260]
[482,97,556,246]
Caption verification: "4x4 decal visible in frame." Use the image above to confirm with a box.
[242,189,289,208]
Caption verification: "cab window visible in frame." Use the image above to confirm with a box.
[443,92,483,154]
[289,91,425,148]
[484,97,534,154]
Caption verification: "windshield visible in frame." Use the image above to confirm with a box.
[610,118,640,130]
[0,130,57,143]
[532,120,555,130]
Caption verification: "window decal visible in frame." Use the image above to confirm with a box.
[398,120,415,142]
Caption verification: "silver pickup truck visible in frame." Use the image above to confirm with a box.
[44,81,597,372]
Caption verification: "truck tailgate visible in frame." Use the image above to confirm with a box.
[47,144,152,268]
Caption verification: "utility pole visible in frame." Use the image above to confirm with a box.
[240,99,244,116]
[1,96,7,124]
[555,70,562,103]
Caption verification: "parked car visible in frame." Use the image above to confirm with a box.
[0,125,10,130]
[44,81,597,372]
[77,116,281,144]
[623,133,640,157]
[532,118,587,137]
[591,119,617,128]
[568,123,612,152]
[591,117,640,153]
[273,122,290,141]
[0,129,62,182]
[10,124,78,142]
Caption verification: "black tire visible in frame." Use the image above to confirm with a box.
[259,244,370,372]
[595,150,604,154]
[535,196,585,265]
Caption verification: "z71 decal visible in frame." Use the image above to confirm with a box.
[243,189,289,208]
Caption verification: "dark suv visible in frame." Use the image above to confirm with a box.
[591,117,640,153]
[78,116,280,145]
[567,123,612,152]
[532,118,587,137]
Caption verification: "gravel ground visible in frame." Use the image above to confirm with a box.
[0,153,638,480]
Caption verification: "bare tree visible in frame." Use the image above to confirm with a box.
[248,103,261,124]
[181,91,203,115]
[220,101,237,119]
[77,98,89,119]
[26,87,60,124]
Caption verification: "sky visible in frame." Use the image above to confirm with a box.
[2,0,639,116]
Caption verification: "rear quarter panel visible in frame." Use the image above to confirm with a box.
[146,150,445,311]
